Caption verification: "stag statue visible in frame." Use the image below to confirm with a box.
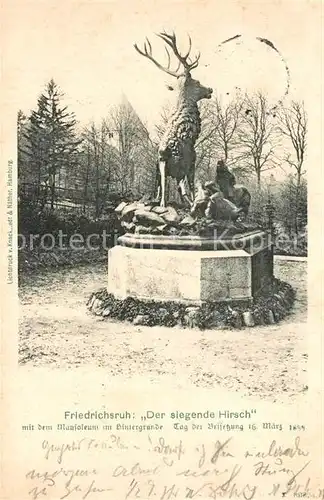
[134,31,212,207]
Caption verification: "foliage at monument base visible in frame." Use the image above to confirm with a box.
[87,278,295,330]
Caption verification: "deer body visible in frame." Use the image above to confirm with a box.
[158,92,201,205]
[134,31,212,206]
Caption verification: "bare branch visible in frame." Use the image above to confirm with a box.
[277,100,307,177]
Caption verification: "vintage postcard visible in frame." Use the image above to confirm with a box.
[1,0,323,499]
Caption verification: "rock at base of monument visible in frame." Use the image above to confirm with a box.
[102,307,111,317]
[133,314,151,326]
[116,199,262,238]
[87,277,295,330]
[267,310,276,324]
[87,293,96,309]
[151,206,169,215]
[210,310,227,328]
[252,307,266,326]
[134,224,168,235]
[242,311,255,327]
[183,309,200,328]
[180,215,196,227]
[92,298,104,315]
[230,310,243,329]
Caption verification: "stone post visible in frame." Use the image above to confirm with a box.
[264,196,275,279]
[264,196,275,240]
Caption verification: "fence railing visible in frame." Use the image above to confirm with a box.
[18,182,124,217]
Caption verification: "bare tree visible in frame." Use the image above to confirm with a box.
[238,92,278,187]
[207,95,244,164]
[80,120,117,217]
[277,100,307,233]
[107,97,156,198]
[278,101,307,175]
[154,103,172,141]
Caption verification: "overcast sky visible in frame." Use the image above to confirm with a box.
[2,0,322,173]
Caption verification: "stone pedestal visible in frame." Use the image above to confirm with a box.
[107,231,273,305]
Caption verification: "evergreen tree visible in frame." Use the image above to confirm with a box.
[17,110,28,185]
[23,79,82,209]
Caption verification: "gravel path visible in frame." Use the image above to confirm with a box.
[18,259,307,404]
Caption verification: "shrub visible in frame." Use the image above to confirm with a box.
[18,200,122,248]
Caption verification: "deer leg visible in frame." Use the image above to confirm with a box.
[187,171,195,203]
[187,151,196,203]
[178,177,192,207]
[159,161,166,207]
[155,185,161,202]
[155,176,161,203]
[154,162,161,202]
[177,185,185,204]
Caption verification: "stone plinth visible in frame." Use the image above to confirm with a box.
[107,231,273,304]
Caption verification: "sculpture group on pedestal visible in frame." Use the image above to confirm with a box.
[115,31,253,236]
[93,31,293,326]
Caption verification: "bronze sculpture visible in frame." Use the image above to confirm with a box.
[114,33,254,234]
[134,31,213,207]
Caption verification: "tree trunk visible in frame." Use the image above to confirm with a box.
[224,144,228,162]
[295,168,302,236]
[50,177,56,210]
[83,146,90,214]
[95,153,100,219]
[95,169,100,218]
[37,161,41,205]
[256,169,261,189]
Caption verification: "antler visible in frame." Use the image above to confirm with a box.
[134,31,200,77]
[157,31,200,73]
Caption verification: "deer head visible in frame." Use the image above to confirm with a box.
[134,31,213,102]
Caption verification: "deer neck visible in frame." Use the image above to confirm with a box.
[171,92,201,125]
[176,91,199,112]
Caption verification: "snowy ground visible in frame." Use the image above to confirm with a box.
[18,258,307,404]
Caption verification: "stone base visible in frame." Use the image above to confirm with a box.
[108,231,273,304]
